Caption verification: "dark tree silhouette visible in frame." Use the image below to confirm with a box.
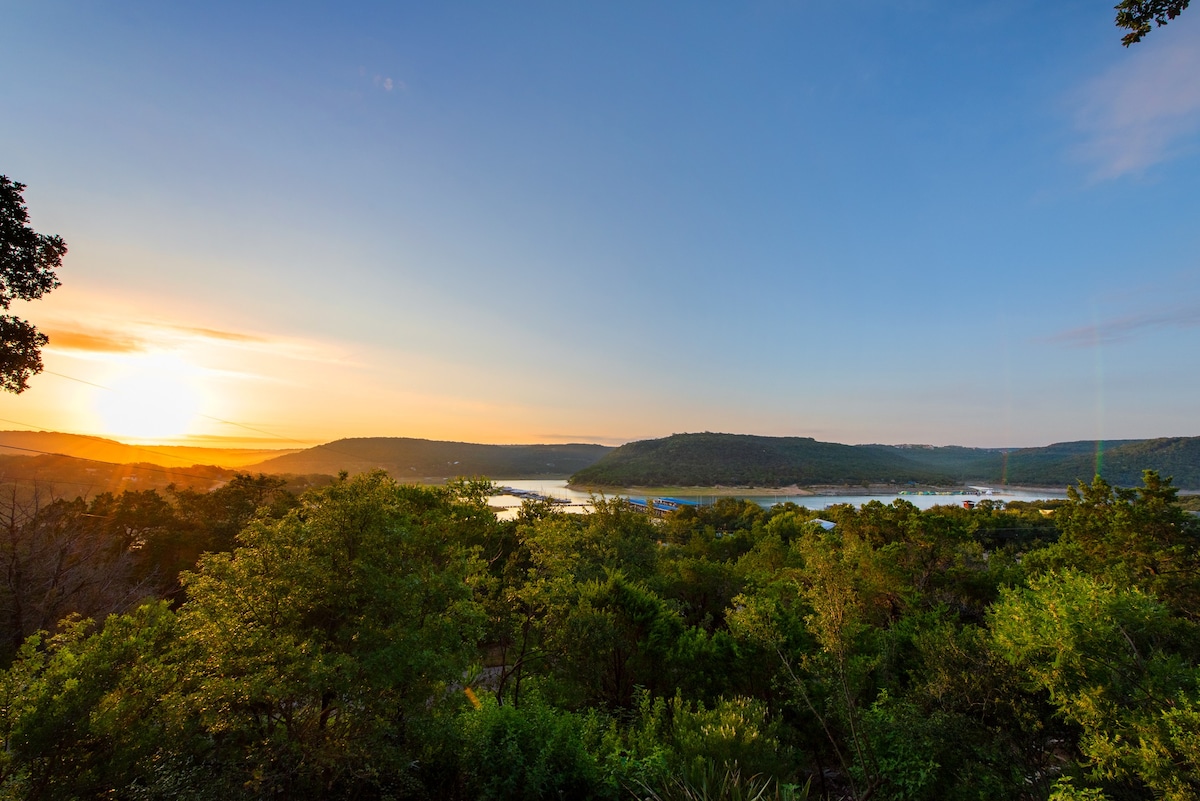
[1116,0,1191,45]
[0,176,65,393]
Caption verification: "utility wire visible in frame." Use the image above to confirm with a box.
[0,415,240,469]
[0,442,234,484]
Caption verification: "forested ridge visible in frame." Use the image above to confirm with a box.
[248,437,612,479]
[10,430,1200,492]
[570,432,1200,489]
[1,467,1199,799]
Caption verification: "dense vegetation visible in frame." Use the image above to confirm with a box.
[1,467,1198,799]
[570,432,1200,489]
[569,434,959,487]
[0,454,239,497]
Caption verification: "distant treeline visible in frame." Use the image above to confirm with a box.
[0,453,332,497]
[569,432,1200,489]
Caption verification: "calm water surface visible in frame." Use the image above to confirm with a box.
[489,479,1066,518]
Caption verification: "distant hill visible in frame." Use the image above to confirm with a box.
[568,434,962,487]
[248,437,612,480]
[6,430,1196,494]
[0,453,239,497]
[0,430,300,468]
[1006,437,1200,488]
[568,433,1200,490]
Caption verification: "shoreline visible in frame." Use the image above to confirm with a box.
[565,482,1073,498]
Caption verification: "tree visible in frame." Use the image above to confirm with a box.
[0,487,149,664]
[1025,471,1200,618]
[990,571,1200,800]
[0,177,64,394]
[1116,0,1191,45]
[171,472,488,796]
[0,604,178,800]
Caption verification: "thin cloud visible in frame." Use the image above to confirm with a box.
[158,323,268,344]
[1073,21,1200,179]
[373,74,403,92]
[47,316,352,368]
[1043,302,1200,347]
[44,327,146,354]
[128,319,351,365]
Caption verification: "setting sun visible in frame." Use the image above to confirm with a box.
[92,352,204,442]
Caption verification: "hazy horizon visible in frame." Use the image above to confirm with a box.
[0,427,1184,455]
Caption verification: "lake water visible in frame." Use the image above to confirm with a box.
[489,479,1067,518]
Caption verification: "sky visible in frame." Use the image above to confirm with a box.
[2,1,1199,450]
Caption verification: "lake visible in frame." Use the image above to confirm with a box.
[489,479,1067,518]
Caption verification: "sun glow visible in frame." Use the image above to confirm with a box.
[93,353,205,442]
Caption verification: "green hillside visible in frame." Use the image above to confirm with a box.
[1004,437,1200,487]
[570,433,1200,489]
[568,433,962,487]
[249,437,611,480]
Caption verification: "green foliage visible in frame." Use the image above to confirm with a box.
[570,433,1200,490]
[607,691,802,801]
[1115,0,1191,45]
[990,570,1200,800]
[902,621,1062,800]
[669,695,791,780]
[0,603,178,799]
[5,456,1200,800]
[170,472,296,554]
[172,471,488,796]
[570,433,961,487]
[633,758,809,801]
[0,477,306,665]
[455,692,613,801]
[546,573,684,708]
[1027,471,1200,617]
[858,691,941,801]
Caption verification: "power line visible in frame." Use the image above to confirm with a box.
[43,370,112,391]
[0,442,234,484]
[0,415,238,469]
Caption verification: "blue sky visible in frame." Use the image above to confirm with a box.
[2,1,1199,448]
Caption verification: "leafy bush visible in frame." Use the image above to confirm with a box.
[457,692,613,801]
[632,757,809,801]
[670,695,790,779]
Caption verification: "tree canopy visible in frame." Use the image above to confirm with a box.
[1116,0,1191,45]
[2,468,1200,798]
[0,176,64,394]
